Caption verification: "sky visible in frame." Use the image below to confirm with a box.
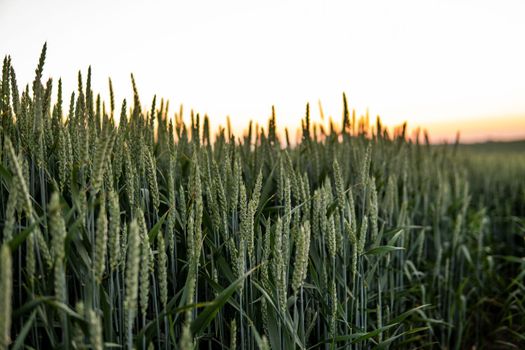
[1,0,525,143]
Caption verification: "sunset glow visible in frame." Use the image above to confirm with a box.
[1,0,524,142]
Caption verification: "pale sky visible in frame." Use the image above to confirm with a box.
[1,0,525,142]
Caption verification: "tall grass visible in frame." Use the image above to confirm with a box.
[0,45,523,349]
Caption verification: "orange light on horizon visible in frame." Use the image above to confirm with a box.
[416,115,525,144]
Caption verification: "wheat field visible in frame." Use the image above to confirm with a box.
[0,45,524,350]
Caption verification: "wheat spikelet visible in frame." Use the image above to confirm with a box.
[76,188,88,225]
[192,156,203,264]
[230,156,241,215]
[329,278,337,339]
[239,182,248,246]
[2,191,16,243]
[108,188,121,271]
[120,221,128,267]
[236,239,246,294]
[54,259,67,304]
[301,172,311,220]
[179,184,187,231]
[368,177,378,242]
[49,192,66,262]
[138,209,151,316]
[333,158,345,211]
[359,143,372,190]
[230,318,237,350]
[157,232,168,308]
[26,233,36,288]
[272,218,287,315]
[94,194,108,283]
[5,138,32,217]
[166,151,177,258]
[179,321,193,350]
[145,147,160,212]
[327,213,337,259]
[247,171,263,260]
[358,216,368,255]
[124,219,140,324]
[49,192,68,303]
[72,302,85,348]
[292,221,311,293]
[91,133,114,194]
[347,186,357,234]
[345,219,358,281]
[87,309,103,350]
[261,219,271,289]
[0,244,13,349]
[124,142,136,206]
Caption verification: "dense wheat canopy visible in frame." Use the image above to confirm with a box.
[0,46,524,350]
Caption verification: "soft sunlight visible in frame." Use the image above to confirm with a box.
[1,0,524,142]
[2,2,525,349]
